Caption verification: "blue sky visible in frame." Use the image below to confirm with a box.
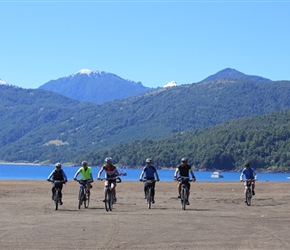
[1,0,290,88]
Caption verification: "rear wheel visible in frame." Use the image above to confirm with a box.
[246,188,252,206]
[78,189,83,209]
[54,189,59,211]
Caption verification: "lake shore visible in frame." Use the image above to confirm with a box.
[0,181,290,249]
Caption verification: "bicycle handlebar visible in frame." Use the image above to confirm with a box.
[99,177,122,183]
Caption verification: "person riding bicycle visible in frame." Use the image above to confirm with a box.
[139,158,160,204]
[97,157,120,202]
[240,162,257,197]
[47,162,68,205]
[174,157,196,205]
[73,161,94,193]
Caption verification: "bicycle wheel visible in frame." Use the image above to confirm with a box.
[246,188,252,206]
[54,189,59,211]
[104,188,110,212]
[147,188,152,209]
[84,190,90,208]
[181,187,187,210]
[78,189,83,209]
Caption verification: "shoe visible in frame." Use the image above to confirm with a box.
[152,200,155,204]
[252,191,255,196]
[245,200,247,203]
[59,200,63,205]
[52,195,54,201]
[103,199,106,202]
[144,195,147,199]
[113,197,117,202]
[178,195,181,199]
[186,200,190,205]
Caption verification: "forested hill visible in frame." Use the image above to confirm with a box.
[1,77,290,165]
[85,110,290,172]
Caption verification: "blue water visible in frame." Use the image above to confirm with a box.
[1,164,290,182]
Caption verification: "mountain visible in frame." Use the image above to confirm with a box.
[200,68,271,83]
[1,69,290,165]
[38,69,153,104]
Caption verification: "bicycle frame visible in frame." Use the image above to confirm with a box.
[76,179,91,209]
[244,179,253,206]
[142,179,156,209]
[100,177,121,212]
[50,180,64,211]
[176,176,191,210]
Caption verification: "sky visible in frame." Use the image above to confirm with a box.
[1,0,290,89]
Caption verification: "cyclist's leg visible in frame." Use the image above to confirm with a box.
[178,182,181,198]
[144,182,147,198]
[252,182,255,194]
[187,182,191,199]
[111,182,117,201]
[152,182,156,201]
[51,185,55,200]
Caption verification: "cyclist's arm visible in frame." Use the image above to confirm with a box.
[139,168,145,180]
[47,170,55,181]
[97,167,104,179]
[174,168,179,178]
[89,172,94,182]
[155,171,160,181]
[62,170,68,182]
[190,169,196,180]
[239,172,244,181]
[73,169,81,179]
[253,171,258,181]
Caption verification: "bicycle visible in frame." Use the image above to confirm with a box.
[244,179,254,206]
[176,176,192,210]
[75,179,92,209]
[100,177,121,212]
[49,180,65,211]
[141,179,156,209]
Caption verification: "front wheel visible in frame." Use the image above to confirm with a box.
[181,187,187,210]
[78,189,84,209]
[147,188,152,209]
[54,189,59,211]
[84,190,90,208]
[104,188,111,212]
[246,188,252,206]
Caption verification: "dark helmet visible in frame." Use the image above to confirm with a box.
[105,157,112,164]
[55,162,62,168]
[82,161,88,166]
[181,157,188,162]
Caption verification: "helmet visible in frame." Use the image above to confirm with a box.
[55,162,61,168]
[245,162,250,167]
[146,158,152,163]
[82,161,88,166]
[181,157,188,162]
[105,157,112,164]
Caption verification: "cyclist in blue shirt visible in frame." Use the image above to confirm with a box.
[139,158,160,203]
[47,163,68,205]
[240,162,258,196]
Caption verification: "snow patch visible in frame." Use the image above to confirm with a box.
[163,81,177,88]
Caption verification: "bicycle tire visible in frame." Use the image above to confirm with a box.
[84,190,90,208]
[246,188,252,206]
[181,187,187,210]
[104,188,110,211]
[147,188,152,209]
[54,189,59,211]
[78,189,83,209]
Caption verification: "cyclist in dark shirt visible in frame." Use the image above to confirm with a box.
[47,163,68,205]
[174,157,196,205]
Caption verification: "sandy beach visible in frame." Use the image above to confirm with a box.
[0,181,289,250]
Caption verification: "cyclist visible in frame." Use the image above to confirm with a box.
[97,157,120,202]
[174,157,196,205]
[47,162,68,205]
[73,161,94,193]
[240,162,257,197]
[139,158,160,203]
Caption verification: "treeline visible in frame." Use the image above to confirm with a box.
[84,110,290,172]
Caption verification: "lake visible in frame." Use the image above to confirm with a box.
[0,163,290,182]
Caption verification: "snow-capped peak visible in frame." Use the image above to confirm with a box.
[77,69,93,75]
[163,81,178,88]
[0,79,8,85]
